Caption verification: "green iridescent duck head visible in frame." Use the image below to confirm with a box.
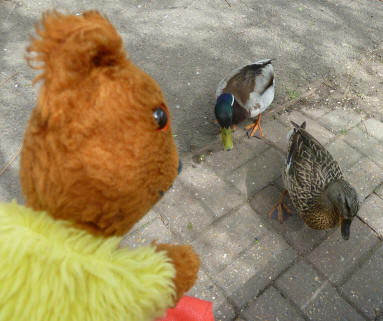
[214,93,234,151]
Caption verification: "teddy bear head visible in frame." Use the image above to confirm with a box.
[20,11,180,236]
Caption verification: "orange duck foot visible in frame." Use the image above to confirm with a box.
[245,114,263,138]
[267,189,293,223]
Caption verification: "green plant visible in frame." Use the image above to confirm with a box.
[288,89,299,100]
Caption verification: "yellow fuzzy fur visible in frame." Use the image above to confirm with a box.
[0,201,176,321]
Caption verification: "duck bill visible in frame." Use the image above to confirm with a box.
[341,219,352,240]
[221,127,233,151]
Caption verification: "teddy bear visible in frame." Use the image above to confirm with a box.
[0,10,200,321]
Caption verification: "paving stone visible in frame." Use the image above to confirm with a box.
[192,203,268,273]
[260,119,290,152]
[186,269,235,321]
[300,105,332,120]
[375,184,383,199]
[216,233,296,308]
[127,208,158,235]
[358,194,383,238]
[276,260,365,321]
[343,157,383,201]
[325,139,363,170]
[214,301,236,321]
[250,185,329,255]
[279,110,334,145]
[341,244,383,320]
[179,164,245,218]
[0,154,24,203]
[241,286,305,321]
[274,175,284,190]
[120,217,173,249]
[344,126,383,169]
[363,118,383,141]
[319,108,361,134]
[307,218,379,285]
[154,180,214,242]
[227,148,284,198]
[275,259,325,309]
[201,137,269,176]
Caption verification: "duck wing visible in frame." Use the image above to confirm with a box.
[284,121,343,214]
[216,59,274,117]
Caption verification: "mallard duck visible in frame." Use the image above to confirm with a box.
[214,59,275,151]
[269,121,359,240]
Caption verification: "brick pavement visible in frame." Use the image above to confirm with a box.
[122,73,383,321]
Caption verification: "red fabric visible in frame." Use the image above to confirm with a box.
[156,296,215,321]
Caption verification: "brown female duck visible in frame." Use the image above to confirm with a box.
[269,121,359,240]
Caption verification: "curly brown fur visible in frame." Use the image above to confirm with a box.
[21,11,179,236]
[155,243,200,302]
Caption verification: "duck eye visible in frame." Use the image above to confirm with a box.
[153,107,168,130]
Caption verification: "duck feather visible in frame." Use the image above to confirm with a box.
[216,59,274,118]
[283,121,343,216]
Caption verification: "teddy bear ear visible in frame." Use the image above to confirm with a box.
[26,10,127,84]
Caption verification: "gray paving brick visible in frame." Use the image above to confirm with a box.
[341,244,383,320]
[343,157,383,201]
[319,108,361,133]
[241,287,305,321]
[128,208,158,235]
[155,180,214,242]
[192,203,268,273]
[275,260,325,308]
[358,194,383,238]
[214,301,236,321]
[203,138,269,176]
[344,126,383,169]
[375,184,383,199]
[0,154,24,203]
[325,139,363,170]
[260,119,290,152]
[276,260,365,321]
[120,217,173,249]
[226,148,284,198]
[300,105,332,120]
[307,218,379,285]
[216,233,296,308]
[250,185,328,254]
[363,118,383,141]
[179,164,245,218]
[279,110,335,145]
[186,269,235,321]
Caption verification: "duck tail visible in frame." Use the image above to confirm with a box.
[291,121,306,129]
[252,58,273,66]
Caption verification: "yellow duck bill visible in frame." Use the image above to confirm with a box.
[221,127,233,151]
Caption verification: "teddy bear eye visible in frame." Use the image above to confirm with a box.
[153,107,168,130]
